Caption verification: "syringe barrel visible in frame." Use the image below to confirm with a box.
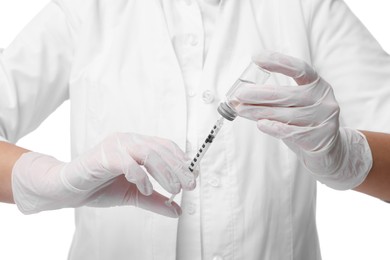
[218,62,270,121]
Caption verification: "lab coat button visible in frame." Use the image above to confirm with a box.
[187,34,199,46]
[208,177,220,187]
[202,90,214,104]
[186,203,196,215]
[213,255,224,260]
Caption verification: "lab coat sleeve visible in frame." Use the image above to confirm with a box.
[307,0,390,131]
[0,1,75,143]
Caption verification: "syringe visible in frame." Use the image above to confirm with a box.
[166,61,270,206]
[166,117,225,205]
[188,116,225,173]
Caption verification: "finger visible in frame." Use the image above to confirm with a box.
[171,163,196,191]
[237,104,324,127]
[113,143,154,196]
[148,138,196,191]
[256,119,318,151]
[88,177,182,218]
[129,189,182,218]
[143,150,181,194]
[257,119,335,152]
[252,51,318,85]
[123,136,182,194]
[123,159,154,196]
[152,137,190,161]
[256,119,305,140]
[234,82,322,107]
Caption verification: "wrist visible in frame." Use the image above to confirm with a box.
[301,128,372,190]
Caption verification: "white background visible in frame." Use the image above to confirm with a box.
[0,0,389,259]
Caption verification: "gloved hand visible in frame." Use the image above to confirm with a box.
[234,52,372,190]
[12,133,196,216]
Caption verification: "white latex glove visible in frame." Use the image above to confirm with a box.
[12,133,196,216]
[234,52,372,190]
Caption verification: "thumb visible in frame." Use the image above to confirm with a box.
[252,51,318,85]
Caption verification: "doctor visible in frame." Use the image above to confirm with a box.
[1,0,390,260]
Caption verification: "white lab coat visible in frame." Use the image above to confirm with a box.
[1,0,390,259]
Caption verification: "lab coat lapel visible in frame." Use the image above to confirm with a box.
[198,1,294,258]
[202,0,269,98]
[145,1,187,147]
[140,2,186,259]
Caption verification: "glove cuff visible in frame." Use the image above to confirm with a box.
[12,152,66,214]
[302,128,372,190]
